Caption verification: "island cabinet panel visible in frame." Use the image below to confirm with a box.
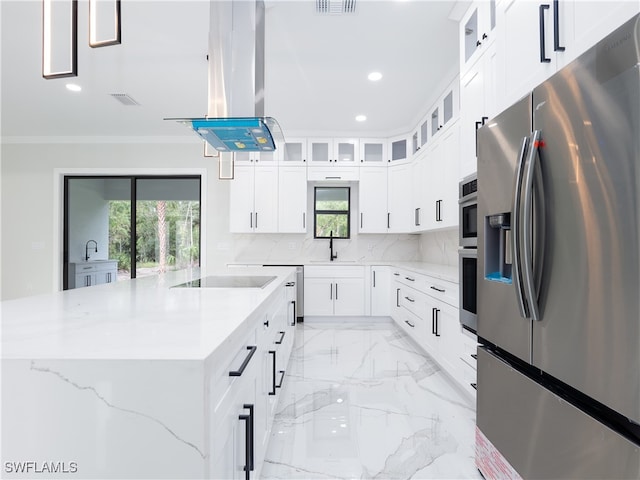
[1,267,297,479]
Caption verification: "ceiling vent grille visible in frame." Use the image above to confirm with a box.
[109,93,141,106]
[316,0,356,14]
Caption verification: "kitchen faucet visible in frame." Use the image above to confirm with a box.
[85,240,98,261]
[329,231,337,262]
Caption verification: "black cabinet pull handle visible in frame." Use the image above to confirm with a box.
[360,212,363,229]
[475,120,483,156]
[404,296,415,303]
[396,288,400,307]
[330,283,333,300]
[435,309,441,337]
[269,350,277,395]
[432,307,437,335]
[471,353,478,360]
[405,276,415,282]
[393,272,400,276]
[335,283,338,300]
[285,282,295,287]
[539,4,551,63]
[476,40,482,47]
[255,212,258,229]
[482,32,488,40]
[239,414,251,479]
[263,319,269,328]
[291,300,296,326]
[387,212,390,229]
[373,270,376,288]
[404,320,415,328]
[276,331,285,345]
[239,403,254,478]
[250,212,253,229]
[276,370,285,389]
[229,346,257,377]
[430,285,445,293]
[303,212,306,229]
[471,383,478,390]
[553,0,565,51]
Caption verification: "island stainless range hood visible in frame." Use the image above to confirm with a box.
[171,0,284,152]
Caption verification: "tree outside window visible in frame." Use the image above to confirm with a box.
[314,187,350,239]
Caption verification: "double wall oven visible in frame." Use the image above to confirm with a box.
[458,173,477,333]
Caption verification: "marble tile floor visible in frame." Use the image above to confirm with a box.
[261,318,482,480]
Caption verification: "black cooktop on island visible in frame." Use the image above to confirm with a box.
[172,275,276,289]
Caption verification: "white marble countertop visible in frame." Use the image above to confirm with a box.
[1,267,296,361]
[232,261,458,283]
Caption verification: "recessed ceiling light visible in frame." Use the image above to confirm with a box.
[368,72,383,82]
[355,115,367,122]
[66,83,82,92]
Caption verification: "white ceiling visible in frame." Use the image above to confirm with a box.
[0,0,462,142]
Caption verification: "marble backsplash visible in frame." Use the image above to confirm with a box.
[228,227,459,267]
[418,227,459,267]
[230,233,421,264]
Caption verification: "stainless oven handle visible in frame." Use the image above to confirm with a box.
[512,135,530,319]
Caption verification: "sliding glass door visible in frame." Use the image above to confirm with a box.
[64,175,201,289]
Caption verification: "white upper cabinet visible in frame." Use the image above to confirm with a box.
[278,166,307,233]
[499,0,639,108]
[281,138,308,165]
[459,40,498,179]
[359,166,389,234]
[388,135,410,163]
[229,165,279,233]
[387,163,413,232]
[460,0,497,74]
[359,139,387,164]
[308,138,359,164]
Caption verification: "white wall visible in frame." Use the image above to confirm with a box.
[0,141,215,300]
[1,140,424,300]
[68,179,110,263]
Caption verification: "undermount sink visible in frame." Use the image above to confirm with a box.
[172,275,277,289]
[309,260,357,263]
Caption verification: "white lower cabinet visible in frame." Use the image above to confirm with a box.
[68,261,118,289]
[389,267,476,399]
[304,266,365,316]
[369,265,390,316]
[209,273,296,479]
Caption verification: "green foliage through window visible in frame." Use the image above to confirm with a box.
[314,187,350,239]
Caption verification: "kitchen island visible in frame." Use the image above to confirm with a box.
[1,267,297,479]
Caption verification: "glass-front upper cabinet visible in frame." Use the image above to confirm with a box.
[308,138,358,163]
[282,138,307,164]
[460,0,497,73]
[388,135,409,163]
[360,139,387,163]
[420,118,429,148]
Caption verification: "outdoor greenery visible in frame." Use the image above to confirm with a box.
[109,200,200,274]
[314,187,350,239]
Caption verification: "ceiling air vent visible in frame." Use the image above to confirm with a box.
[316,0,356,14]
[109,93,141,106]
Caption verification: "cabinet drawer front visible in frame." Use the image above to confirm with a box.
[76,264,97,272]
[307,166,359,181]
[304,265,364,278]
[398,285,426,319]
[397,270,428,289]
[423,277,459,307]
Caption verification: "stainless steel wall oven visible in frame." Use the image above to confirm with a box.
[459,174,478,248]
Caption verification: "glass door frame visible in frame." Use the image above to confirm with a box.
[62,174,202,290]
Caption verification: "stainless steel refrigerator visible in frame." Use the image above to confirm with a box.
[476,14,640,479]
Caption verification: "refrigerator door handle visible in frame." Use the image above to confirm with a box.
[512,136,530,318]
[522,130,542,321]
